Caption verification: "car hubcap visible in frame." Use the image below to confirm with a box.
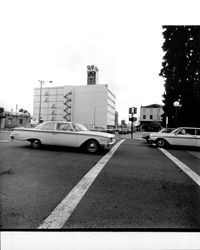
[158,139,164,147]
[32,140,40,148]
[88,142,97,152]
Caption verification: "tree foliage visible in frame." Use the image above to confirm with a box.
[160,26,200,127]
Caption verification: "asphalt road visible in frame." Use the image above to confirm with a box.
[0,132,200,229]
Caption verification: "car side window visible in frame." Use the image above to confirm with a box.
[38,123,55,130]
[196,129,200,136]
[178,129,195,135]
[57,123,73,131]
[178,129,186,135]
[185,129,195,135]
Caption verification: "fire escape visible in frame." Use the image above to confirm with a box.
[63,91,72,121]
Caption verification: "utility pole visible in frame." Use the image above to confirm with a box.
[38,80,53,123]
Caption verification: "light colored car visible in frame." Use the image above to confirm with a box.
[148,127,200,148]
[142,128,175,143]
[11,121,116,153]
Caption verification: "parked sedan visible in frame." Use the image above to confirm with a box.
[148,127,200,148]
[10,121,116,153]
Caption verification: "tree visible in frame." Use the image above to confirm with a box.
[19,108,30,115]
[160,26,200,127]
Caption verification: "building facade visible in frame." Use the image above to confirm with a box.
[33,84,116,129]
[0,111,31,129]
[140,104,164,131]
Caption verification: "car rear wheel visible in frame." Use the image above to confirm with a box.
[31,139,41,149]
[85,140,99,153]
[156,138,166,148]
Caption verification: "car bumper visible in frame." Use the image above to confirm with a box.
[148,138,156,144]
[101,139,116,150]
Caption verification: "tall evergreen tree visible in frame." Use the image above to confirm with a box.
[160,26,200,127]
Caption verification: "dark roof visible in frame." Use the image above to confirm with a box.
[141,104,163,108]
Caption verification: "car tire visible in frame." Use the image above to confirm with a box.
[85,140,99,153]
[31,139,41,149]
[156,138,166,148]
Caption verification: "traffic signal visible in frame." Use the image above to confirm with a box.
[134,107,137,114]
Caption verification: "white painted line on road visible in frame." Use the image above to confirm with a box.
[0,140,10,142]
[158,148,200,187]
[38,139,125,229]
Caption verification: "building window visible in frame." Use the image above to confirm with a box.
[150,115,153,119]
[19,119,23,124]
[8,118,12,125]
[143,115,146,119]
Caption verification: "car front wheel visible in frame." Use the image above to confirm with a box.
[86,140,99,153]
[31,139,41,149]
[156,138,166,148]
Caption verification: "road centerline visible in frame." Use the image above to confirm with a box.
[38,139,125,229]
[158,148,200,187]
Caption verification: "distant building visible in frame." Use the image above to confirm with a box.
[114,111,119,127]
[0,110,31,129]
[33,84,116,129]
[139,104,164,131]
[33,66,116,129]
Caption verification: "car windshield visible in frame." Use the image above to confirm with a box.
[159,128,166,133]
[72,123,88,131]
[171,128,180,134]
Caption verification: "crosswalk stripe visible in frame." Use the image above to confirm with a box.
[38,139,125,229]
[159,148,200,186]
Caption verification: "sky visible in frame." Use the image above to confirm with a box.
[0,0,200,122]
[2,232,200,250]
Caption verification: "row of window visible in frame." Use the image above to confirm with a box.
[108,96,116,105]
[108,89,116,99]
[142,115,160,120]
[107,102,115,111]
[142,108,162,114]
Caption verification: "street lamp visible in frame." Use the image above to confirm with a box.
[38,80,53,123]
[173,100,181,128]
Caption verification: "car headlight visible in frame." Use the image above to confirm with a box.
[107,137,115,143]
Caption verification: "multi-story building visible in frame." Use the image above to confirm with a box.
[140,104,164,131]
[33,66,116,129]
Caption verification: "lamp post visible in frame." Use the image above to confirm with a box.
[173,100,181,128]
[38,80,52,123]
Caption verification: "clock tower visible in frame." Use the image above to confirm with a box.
[87,65,99,85]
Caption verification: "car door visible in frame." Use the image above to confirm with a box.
[53,123,77,147]
[173,128,196,146]
[37,122,56,145]
[195,129,200,147]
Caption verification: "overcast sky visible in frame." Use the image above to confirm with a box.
[0,0,199,122]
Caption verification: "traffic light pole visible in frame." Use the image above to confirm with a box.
[131,113,134,139]
[129,106,137,140]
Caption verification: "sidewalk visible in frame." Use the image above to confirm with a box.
[117,132,144,140]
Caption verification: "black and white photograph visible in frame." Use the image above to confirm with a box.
[0,0,200,233]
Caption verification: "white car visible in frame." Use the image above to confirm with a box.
[142,128,175,143]
[148,127,200,148]
[11,121,116,153]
